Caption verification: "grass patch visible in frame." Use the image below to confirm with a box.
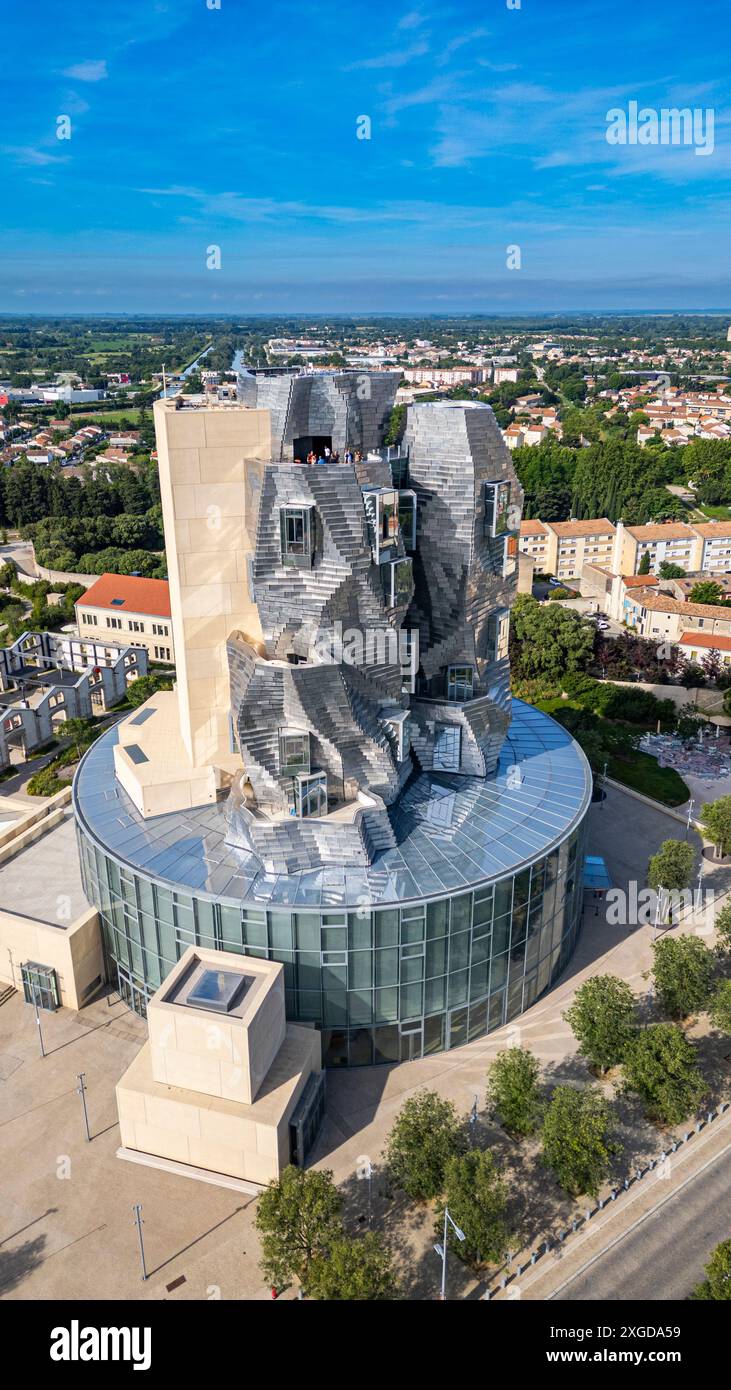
[536,696,690,807]
[605,747,689,806]
[699,504,731,521]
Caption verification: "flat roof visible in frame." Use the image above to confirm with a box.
[0,814,91,926]
[73,699,592,911]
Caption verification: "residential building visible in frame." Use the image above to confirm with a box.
[622,586,731,648]
[75,573,175,664]
[519,518,616,580]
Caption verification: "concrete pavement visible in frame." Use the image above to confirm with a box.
[552,1140,731,1301]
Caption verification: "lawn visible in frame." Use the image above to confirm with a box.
[535,697,690,807]
[699,504,731,521]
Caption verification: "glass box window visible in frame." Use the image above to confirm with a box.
[294,771,328,818]
[278,729,310,777]
[486,609,510,663]
[279,505,315,568]
[484,480,511,538]
[447,665,473,702]
[398,490,417,551]
[503,533,518,578]
[381,557,413,608]
[363,488,400,562]
[433,724,461,771]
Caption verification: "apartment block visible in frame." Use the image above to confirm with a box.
[518,517,616,580]
[75,574,175,665]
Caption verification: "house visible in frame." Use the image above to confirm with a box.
[75,573,174,664]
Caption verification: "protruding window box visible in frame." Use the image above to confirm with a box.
[484,480,511,538]
[279,505,316,568]
[486,608,510,663]
[380,557,413,609]
[447,665,474,702]
[363,487,401,562]
[279,729,311,777]
[293,771,328,818]
[398,490,417,552]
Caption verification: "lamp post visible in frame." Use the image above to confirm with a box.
[469,1094,478,1146]
[434,1206,466,1300]
[32,983,45,1059]
[684,797,695,841]
[654,884,665,934]
[76,1072,90,1143]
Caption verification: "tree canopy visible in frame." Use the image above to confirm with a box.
[622,1024,707,1125]
[564,975,637,1073]
[384,1090,467,1202]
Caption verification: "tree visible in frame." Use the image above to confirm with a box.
[647,839,693,895]
[651,934,714,1019]
[689,580,726,606]
[699,795,731,857]
[307,1233,401,1301]
[622,1024,707,1124]
[255,1166,342,1291]
[638,551,651,575]
[691,1239,731,1300]
[126,673,174,707]
[713,901,731,953]
[709,979,731,1035]
[564,975,636,1073]
[383,1090,467,1201]
[541,1086,621,1197]
[438,1150,510,1267]
[680,661,706,689]
[486,1047,542,1136]
[510,595,595,685]
[657,561,686,579]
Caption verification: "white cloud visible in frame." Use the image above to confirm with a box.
[62,60,108,82]
[345,41,429,71]
[3,146,67,167]
[398,10,427,28]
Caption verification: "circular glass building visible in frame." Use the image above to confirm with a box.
[72,386,592,1066]
[74,697,591,1066]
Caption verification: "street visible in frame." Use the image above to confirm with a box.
[553,1142,731,1301]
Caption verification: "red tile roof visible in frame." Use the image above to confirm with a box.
[76,572,171,618]
[679,631,731,652]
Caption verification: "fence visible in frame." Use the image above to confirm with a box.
[483,1101,730,1297]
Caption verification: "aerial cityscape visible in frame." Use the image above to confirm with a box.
[0,0,729,1358]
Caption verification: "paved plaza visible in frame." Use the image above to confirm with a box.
[0,786,724,1302]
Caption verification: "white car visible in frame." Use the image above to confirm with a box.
[595,619,610,630]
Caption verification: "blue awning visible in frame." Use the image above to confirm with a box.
[583,854,612,890]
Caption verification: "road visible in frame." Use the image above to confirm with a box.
[553,1142,731,1301]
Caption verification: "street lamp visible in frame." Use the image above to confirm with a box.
[434,1205,466,1300]
[684,797,695,842]
[654,884,665,934]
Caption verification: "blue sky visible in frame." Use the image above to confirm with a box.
[1,0,728,313]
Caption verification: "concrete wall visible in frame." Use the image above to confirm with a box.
[0,905,104,1011]
[154,400,270,769]
[117,1024,320,1187]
